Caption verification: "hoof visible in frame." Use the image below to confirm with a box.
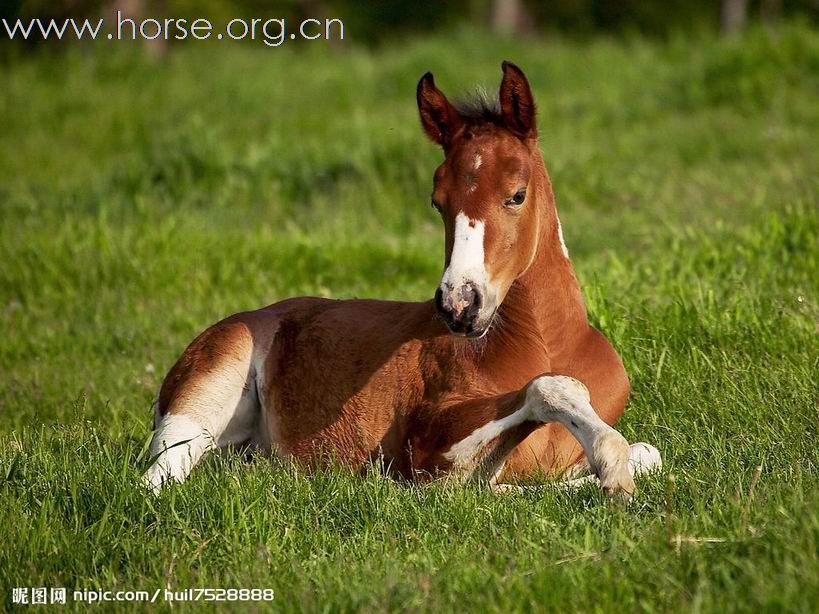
[628,442,662,476]
[592,432,635,499]
[141,464,171,495]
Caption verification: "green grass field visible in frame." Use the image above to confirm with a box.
[1,24,818,611]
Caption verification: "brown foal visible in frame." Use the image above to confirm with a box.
[143,62,661,496]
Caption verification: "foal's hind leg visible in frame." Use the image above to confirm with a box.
[142,320,261,493]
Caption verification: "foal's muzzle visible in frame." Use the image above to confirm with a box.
[435,282,486,337]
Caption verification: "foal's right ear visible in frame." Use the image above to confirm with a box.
[417,72,463,149]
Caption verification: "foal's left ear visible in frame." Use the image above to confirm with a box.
[499,61,537,139]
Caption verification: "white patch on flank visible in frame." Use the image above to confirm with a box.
[473,153,482,170]
[142,414,213,493]
[556,215,569,258]
[441,212,487,290]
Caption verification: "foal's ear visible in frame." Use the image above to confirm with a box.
[417,72,463,149]
[499,61,537,139]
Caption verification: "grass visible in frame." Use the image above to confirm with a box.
[1,24,818,612]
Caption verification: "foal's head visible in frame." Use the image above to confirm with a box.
[417,62,545,338]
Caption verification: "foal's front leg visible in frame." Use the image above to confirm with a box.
[438,374,635,496]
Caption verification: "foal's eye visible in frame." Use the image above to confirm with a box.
[505,189,526,207]
[431,199,443,214]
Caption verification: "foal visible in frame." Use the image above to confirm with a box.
[143,62,661,495]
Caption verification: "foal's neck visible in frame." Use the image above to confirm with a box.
[497,155,589,357]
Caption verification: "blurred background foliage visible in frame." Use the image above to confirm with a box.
[3,0,819,49]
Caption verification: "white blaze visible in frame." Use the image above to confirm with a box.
[441,212,487,290]
[556,215,569,258]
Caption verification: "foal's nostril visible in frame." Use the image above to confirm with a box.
[469,285,483,311]
[434,287,445,316]
[459,284,482,320]
[457,283,475,304]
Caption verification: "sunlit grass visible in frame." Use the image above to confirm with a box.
[1,24,818,612]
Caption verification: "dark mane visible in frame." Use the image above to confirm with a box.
[453,90,503,126]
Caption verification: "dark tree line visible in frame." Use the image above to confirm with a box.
[3,0,818,43]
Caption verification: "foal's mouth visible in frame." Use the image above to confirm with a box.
[442,307,498,340]
[465,327,490,340]
[465,310,497,340]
